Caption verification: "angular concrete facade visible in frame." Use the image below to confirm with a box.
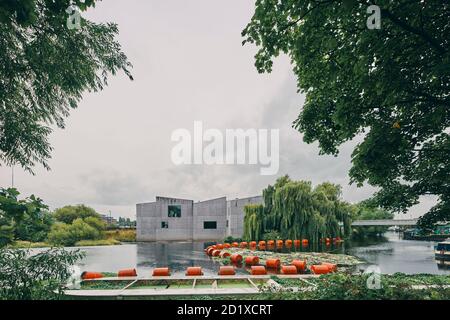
[136,195,262,241]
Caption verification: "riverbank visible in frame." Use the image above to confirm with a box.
[7,229,136,249]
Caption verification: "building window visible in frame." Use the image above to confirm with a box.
[203,221,217,229]
[226,220,229,227]
[168,205,181,217]
[161,221,168,229]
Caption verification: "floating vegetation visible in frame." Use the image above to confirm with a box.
[213,248,363,270]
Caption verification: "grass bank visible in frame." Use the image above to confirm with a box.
[7,229,135,249]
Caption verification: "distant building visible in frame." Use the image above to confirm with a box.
[100,214,117,225]
[136,195,262,241]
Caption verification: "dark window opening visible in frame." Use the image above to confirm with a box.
[161,221,168,229]
[168,205,181,217]
[204,221,217,229]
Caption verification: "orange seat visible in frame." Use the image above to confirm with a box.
[292,260,306,272]
[281,265,297,275]
[245,256,259,265]
[81,272,103,280]
[293,240,301,247]
[231,242,239,247]
[118,269,137,277]
[220,251,231,258]
[310,265,332,274]
[251,266,267,275]
[152,267,170,276]
[230,253,243,264]
[322,262,337,272]
[218,266,236,276]
[285,240,293,247]
[266,258,280,269]
[186,267,203,276]
[240,242,248,248]
[212,250,221,257]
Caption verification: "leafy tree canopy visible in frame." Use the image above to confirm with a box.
[0,248,84,299]
[0,187,49,246]
[0,0,132,172]
[53,204,100,224]
[242,1,449,230]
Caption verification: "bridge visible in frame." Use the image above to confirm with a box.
[350,219,418,226]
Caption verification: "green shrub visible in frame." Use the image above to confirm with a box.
[47,219,100,246]
[53,205,101,224]
[0,248,84,300]
[104,229,136,242]
[223,236,242,243]
[74,239,120,246]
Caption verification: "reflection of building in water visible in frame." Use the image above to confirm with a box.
[136,195,262,241]
[136,242,222,274]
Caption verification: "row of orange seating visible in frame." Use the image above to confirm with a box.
[81,261,336,280]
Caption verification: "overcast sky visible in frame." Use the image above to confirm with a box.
[0,0,436,219]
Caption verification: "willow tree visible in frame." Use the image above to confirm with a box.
[243,204,265,241]
[243,176,352,243]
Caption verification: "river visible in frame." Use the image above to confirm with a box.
[57,232,449,276]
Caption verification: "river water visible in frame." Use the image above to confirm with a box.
[61,232,449,276]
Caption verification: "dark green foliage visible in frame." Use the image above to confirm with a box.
[48,205,106,246]
[243,175,352,242]
[53,204,101,224]
[0,188,50,246]
[0,0,132,172]
[223,236,242,243]
[0,248,84,300]
[242,1,450,231]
